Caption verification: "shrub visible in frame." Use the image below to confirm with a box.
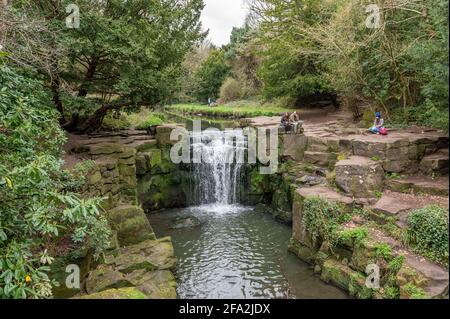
[0,66,110,299]
[101,112,131,131]
[338,227,368,247]
[219,77,242,103]
[135,115,163,130]
[405,205,449,265]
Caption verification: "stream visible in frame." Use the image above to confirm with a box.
[147,126,348,299]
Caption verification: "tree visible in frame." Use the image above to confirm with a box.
[194,49,230,102]
[248,0,336,106]
[1,0,205,132]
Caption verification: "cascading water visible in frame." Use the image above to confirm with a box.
[188,129,246,206]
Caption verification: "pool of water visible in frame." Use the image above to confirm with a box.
[147,204,348,299]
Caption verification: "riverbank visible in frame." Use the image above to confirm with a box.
[165,101,293,118]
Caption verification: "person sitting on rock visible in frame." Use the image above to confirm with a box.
[369,112,385,134]
[280,112,293,133]
[289,111,301,133]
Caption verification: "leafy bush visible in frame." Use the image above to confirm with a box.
[101,112,131,131]
[0,65,110,299]
[219,77,243,103]
[135,115,163,130]
[405,205,449,265]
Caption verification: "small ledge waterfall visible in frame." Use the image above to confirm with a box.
[188,129,246,206]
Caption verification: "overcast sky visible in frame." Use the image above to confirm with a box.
[201,0,249,47]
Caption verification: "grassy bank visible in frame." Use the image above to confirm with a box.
[166,101,292,118]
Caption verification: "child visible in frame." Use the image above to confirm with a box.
[369,112,385,134]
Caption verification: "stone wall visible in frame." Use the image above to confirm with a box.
[60,131,179,299]
[288,186,449,299]
[136,125,189,212]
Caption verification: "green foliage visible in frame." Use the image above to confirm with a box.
[166,101,291,118]
[268,0,449,130]
[219,77,243,103]
[302,197,347,246]
[5,0,204,129]
[255,0,335,104]
[383,286,400,299]
[374,243,393,261]
[195,50,231,102]
[403,283,427,299]
[388,256,405,274]
[405,205,449,265]
[101,112,131,131]
[135,115,164,130]
[338,227,368,247]
[0,66,110,299]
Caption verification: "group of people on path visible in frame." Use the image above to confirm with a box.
[280,111,302,133]
[280,110,387,135]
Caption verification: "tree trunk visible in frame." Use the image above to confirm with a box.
[51,77,65,124]
[78,101,149,134]
[78,56,99,97]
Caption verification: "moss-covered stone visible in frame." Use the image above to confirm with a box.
[73,287,148,299]
[107,238,177,274]
[288,238,317,264]
[107,205,156,247]
[85,266,133,294]
[126,269,177,299]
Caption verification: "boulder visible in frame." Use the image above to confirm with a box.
[107,205,156,247]
[335,156,384,198]
[156,124,185,147]
[89,143,125,155]
[320,258,373,299]
[170,216,202,229]
[85,266,133,294]
[106,237,177,274]
[126,269,177,299]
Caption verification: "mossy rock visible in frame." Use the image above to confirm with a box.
[89,143,125,155]
[116,215,156,247]
[107,205,156,247]
[107,238,177,274]
[85,266,133,294]
[126,269,177,299]
[288,238,317,264]
[273,209,292,224]
[348,272,374,299]
[139,173,187,211]
[73,287,147,299]
[321,258,352,290]
[50,248,96,299]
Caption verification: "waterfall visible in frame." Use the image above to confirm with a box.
[189,129,246,206]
